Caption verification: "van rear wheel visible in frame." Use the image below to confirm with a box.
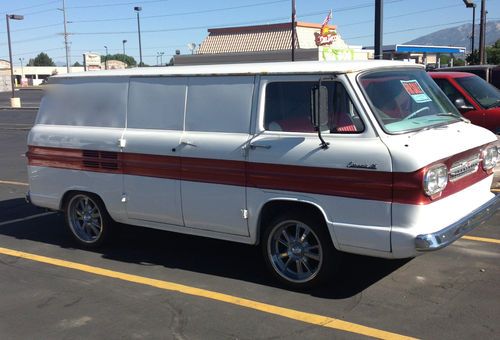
[262,212,338,289]
[64,192,112,248]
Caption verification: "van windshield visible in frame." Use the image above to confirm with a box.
[358,69,461,133]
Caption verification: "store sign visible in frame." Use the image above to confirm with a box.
[319,46,369,61]
[315,10,337,46]
[83,53,102,71]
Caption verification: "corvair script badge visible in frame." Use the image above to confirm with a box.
[347,162,377,170]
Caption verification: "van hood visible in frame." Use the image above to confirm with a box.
[381,121,498,172]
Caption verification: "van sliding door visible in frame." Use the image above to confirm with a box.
[180,76,254,236]
[122,77,186,226]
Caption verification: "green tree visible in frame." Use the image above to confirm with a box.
[101,53,137,67]
[466,50,480,65]
[73,61,82,66]
[486,39,500,64]
[27,52,56,66]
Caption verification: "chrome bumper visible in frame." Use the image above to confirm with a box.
[415,194,500,251]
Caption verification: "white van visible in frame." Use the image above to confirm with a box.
[27,61,499,288]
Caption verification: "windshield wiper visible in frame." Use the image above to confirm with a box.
[436,112,470,123]
[409,122,449,137]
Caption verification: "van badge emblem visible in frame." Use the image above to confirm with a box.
[347,162,377,170]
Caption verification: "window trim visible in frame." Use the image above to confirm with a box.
[258,75,366,135]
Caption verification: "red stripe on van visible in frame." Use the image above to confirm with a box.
[27,145,491,205]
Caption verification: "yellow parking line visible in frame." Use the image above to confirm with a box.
[0,180,28,186]
[0,246,415,340]
[462,235,500,245]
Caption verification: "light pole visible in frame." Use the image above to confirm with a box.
[134,6,143,66]
[6,14,24,107]
[122,39,127,55]
[478,0,486,64]
[374,0,383,60]
[104,45,108,70]
[19,57,24,85]
[463,0,476,61]
[159,52,164,65]
[291,0,296,61]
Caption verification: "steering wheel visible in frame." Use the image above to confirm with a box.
[404,106,430,120]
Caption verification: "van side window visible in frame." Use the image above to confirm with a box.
[128,77,186,130]
[264,82,364,133]
[36,77,127,128]
[185,76,254,133]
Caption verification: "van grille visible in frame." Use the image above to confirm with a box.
[449,153,480,182]
[82,150,119,170]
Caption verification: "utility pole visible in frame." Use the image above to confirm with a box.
[478,0,486,64]
[122,39,127,55]
[291,0,296,61]
[62,0,70,73]
[374,0,383,60]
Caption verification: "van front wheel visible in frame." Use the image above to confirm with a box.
[262,212,338,289]
[64,192,112,248]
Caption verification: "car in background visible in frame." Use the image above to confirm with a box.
[432,65,500,89]
[430,72,500,134]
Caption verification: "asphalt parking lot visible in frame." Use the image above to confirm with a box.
[1,105,499,339]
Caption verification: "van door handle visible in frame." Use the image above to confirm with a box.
[249,143,271,150]
[181,141,197,147]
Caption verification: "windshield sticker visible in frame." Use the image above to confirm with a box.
[400,80,432,103]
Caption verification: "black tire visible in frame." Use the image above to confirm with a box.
[261,211,340,290]
[63,192,113,248]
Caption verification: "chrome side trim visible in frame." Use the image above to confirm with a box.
[415,194,500,251]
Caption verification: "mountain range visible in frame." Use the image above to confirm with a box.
[405,20,500,49]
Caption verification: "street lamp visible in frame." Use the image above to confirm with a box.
[19,57,24,85]
[5,14,24,107]
[463,0,476,59]
[104,45,108,70]
[122,39,127,55]
[134,6,143,66]
[157,52,164,66]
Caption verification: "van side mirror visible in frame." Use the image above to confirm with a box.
[311,85,329,149]
[454,98,474,112]
[311,85,329,131]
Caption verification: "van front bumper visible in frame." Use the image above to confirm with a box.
[415,194,500,251]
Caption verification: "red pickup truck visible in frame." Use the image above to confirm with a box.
[430,72,500,134]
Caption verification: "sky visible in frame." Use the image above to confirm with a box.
[1,0,499,66]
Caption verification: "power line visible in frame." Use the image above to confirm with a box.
[344,19,500,41]
[2,0,59,14]
[69,0,289,23]
[0,34,59,47]
[67,0,169,10]
[340,4,463,28]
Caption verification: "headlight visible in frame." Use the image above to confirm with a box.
[423,164,448,197]
[482,146,498,171]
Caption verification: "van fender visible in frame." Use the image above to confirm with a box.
[251,195,340,249]
[59,186,124,223]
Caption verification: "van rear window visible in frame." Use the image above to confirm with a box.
[37,77,128,128]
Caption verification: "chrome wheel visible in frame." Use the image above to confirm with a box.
[267,220,323,283]
[67,194,104,243]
